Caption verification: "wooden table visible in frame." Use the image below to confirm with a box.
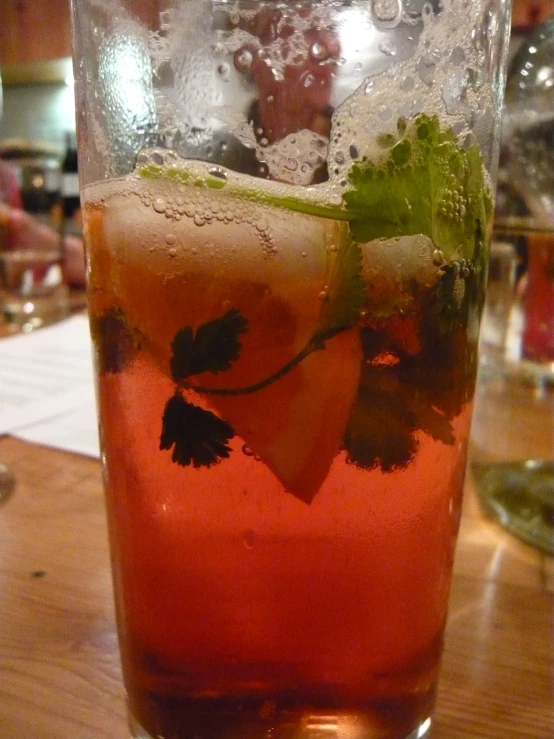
[0,372,552,738]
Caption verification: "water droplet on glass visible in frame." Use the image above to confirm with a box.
[234,49,253,72]
[379,37,397,57]
[364,78,375,94]
[310,41,329,61]
[451,46,466,66]
[217,63,230,80]
[208,167,228,180]
[378,105,393,121]
[371,0,403,29]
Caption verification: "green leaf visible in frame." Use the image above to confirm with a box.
[314,226,366,344]
[343,113,490,262]
[160,392,234,468]
[170,308,248,381]
[89,308,141,374]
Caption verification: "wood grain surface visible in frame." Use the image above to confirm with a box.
[0,382,552,739]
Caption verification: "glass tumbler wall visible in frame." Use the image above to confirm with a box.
[71,2,511,738]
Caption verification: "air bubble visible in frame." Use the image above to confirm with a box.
[168,248,177,258]
[166,233,176,245]
[364,79,374,94]
[212,42,225,57]
[242,444,254,456]
[193,214,205,227]
[153,197,166,214]
[432,249,444,265]
[242,530,256,549]
[349,144,359,159]
[318,289,329,301]
[335,151,345,164]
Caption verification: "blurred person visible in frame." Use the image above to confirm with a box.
[0,202,85,287]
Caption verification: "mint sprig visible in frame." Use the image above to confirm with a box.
[343,114,492,262]
[140,114,492,266]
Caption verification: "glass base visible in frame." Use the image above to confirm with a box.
[128,707,433,739]
[474,460,554,555]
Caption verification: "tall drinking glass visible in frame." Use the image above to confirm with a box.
[71,2,511,737]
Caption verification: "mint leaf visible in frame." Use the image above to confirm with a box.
[170,308,248,381]
[343,366,419,472]
[314,227,366,343]
[343,114,490,262]
[160,392,234,468]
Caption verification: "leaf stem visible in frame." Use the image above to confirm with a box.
[182,328,344,397]
[140,165,352,222]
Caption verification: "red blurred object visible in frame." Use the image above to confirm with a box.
[522,232,554,363]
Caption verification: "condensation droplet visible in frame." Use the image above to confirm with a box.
[451,46,466,66]
[379,37,397,57]
[400,75,415,92]
[217,63,230,80]
[242,530,256,549]
[371,0,403,29]
[378,105,393,121]
[310,41,329,61]
[208,167,228,180]
[234,48,253,72]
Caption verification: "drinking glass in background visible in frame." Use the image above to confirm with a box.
[471,14,553,556]
[71,1,511,738]
[0,97,70,331]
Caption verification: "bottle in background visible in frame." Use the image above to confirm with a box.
[60,132,81,237]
